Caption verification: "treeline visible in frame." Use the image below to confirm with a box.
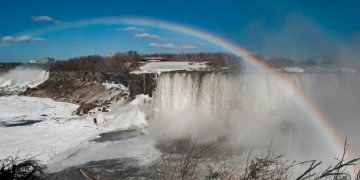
[253,55,334,68]
[49,51,243,72]
[147,52,241,61]
[0,63,21,73]
[49,54,140,73]
[49,51,331,72]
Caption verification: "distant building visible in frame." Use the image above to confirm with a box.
[29,57,55,64]
[141,57,166,62]
[107,52,113,59]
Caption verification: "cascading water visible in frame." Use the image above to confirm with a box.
[0,66,49,96]
[151,70,360,161]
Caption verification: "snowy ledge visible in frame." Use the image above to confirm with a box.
[131,61,209,74]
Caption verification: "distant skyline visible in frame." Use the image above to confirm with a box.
[0,0,360,62]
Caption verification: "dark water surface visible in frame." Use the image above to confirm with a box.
[91,130,144,142]
[47,131,242,179]
[4,120,42,127]
[46,158,158,180]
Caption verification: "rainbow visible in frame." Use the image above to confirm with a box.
[3,17,352,160]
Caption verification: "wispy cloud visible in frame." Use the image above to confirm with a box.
[118,27,144,32]
[149,42,176,49]
[31,16,60,24]
[1,36,15,43]
[32,37,47,42]
[181,45,198,49]
[162,43,176,49]
[32,16,53,22]
[1,35,47,43]
[15,35,31,42]
[149,42,161,47]
[135,33,160,39]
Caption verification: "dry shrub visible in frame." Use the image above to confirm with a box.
[153,139,213,180]
[297,138,360,180]
[0,154,46,179]
[154,138,360,180]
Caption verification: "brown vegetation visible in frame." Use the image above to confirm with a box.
[0,154,46,179]
[49,52,243,73]
[153,138,360,180]
[250,54,322,68]
[48,51,326,74]
[23,78,129,115]
[2,139,359,179]
[49,54,140,73]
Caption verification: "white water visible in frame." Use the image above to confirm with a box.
[0,66,49,95]
[151,71,360,161]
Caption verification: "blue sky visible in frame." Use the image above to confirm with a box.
[0,0,359,62]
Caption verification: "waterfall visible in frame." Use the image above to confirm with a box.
[151,71,360,159]
[0,66,49,96]
[153,72,293,117]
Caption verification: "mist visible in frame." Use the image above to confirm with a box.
[242,13,360,65]
[148,71,360,164]
[0,66,48,88]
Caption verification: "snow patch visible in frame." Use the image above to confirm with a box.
[131,61,209,74]
[0,94,156,172]
[283,67,305,73]
[99,94,152,130]
[0,96,101,163]
[47,134,160,172]
[102,81,126,90]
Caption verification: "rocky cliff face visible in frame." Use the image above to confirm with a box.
[23,70,157,114]
[45,71,157,97]
[48,71,104,82]
[128,73,158,98]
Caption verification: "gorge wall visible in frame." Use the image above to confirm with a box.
[23,70,157,114]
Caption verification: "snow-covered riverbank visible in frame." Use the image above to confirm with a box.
[0,96,101,163]
[0,95,160,172]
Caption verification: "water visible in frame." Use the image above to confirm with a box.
[151,71,360,161]
[91,130,144,142]
[46,158,158,180]
[0,66,49,96]
[3,120,42,127]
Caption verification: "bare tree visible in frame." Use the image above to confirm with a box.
[153,138,213,180]
[154,138,360,180]
[297,138,360,180]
